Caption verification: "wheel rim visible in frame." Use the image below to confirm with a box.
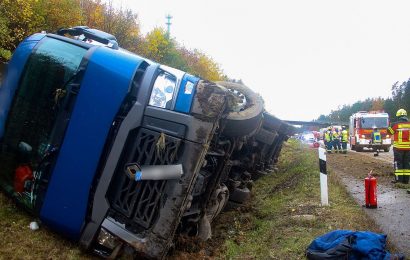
[228,88,247,112]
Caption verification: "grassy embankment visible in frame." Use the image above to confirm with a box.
[0,194,92,259]
[218,139,390,259]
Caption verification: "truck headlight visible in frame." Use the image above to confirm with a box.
[97,228,121,250]
[361,135,365,138]
[149,87,167,108]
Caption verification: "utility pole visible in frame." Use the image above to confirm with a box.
[165,14,173,38]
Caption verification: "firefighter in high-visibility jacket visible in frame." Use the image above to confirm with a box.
[332,128,341,153]
[341,126,348,154]
[371,127,382,156]
[325,127,333,153]
[388,109,410,183]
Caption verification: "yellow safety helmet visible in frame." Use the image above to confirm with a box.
[396,108,407,117]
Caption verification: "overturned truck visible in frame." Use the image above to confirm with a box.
[0,27,295,258]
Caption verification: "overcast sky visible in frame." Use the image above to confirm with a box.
[119,0,410,121]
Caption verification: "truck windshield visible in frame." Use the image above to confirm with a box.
[360,117,388,128]
[0,37,86,189]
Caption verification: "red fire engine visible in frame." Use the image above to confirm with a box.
[349,111,391,152]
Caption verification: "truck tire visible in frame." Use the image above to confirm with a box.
[216,81,264,137]
[384,147,390,152]
[356,146,363,152]
[229,187,251,203]
[350,144,356,151]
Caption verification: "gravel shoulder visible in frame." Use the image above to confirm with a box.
[326,150,410,256]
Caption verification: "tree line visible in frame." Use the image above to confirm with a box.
[316,80,410,123]
[0,0,225,81]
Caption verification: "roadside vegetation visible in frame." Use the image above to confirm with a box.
[0,0,225,81]
[0,193,93,259]
[215,139,393,259]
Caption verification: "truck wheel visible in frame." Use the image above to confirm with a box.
[356,146,363,152]
[223,201,243,211]
[350,144,356,151]
[216,81,264,137]
[384,147,390,152]
[229,187,251,203]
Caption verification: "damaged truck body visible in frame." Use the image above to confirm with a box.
[0,27,295,258]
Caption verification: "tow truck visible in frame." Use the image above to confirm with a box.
[0,27,294,258]
[349,111,391,152]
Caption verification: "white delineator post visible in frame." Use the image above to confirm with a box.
[318,147,329,206]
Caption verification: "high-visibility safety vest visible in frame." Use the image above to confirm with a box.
[332,131,340,141]
[395,169,410,176]
[388,122,410,150]
[341,130,348,142]
[373,131,381,144]
[325,131,331,142]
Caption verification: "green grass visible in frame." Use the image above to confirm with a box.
[0,192,94,259]
[220,140,386,259]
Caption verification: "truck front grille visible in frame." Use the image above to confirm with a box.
[109,128,182,230]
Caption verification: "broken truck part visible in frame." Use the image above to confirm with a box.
[0,26,295,259]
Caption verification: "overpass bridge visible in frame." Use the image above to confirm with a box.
[284,120,349,128]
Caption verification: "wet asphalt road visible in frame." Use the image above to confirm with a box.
[356,147,394,164]
[334,156,410,256]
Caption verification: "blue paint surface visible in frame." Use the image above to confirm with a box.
[135,171,142,181]
[40,47,145,239]
[0,34,44,138]
[175,74,199,113]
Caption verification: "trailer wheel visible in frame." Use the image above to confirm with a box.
[216,81,264,137]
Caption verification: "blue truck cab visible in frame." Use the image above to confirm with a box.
[0,27,293,259]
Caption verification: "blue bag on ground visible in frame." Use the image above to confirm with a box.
[306,230,404,259]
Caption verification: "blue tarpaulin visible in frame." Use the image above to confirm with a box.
[306,230,404,260]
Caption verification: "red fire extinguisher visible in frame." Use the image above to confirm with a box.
[14,165,33,193]
[365,170,377,208]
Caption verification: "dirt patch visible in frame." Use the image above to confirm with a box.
[168,203,254,259]
[269,172,300,194]
[327,151,394,185]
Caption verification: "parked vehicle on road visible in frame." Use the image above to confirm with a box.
[349,111,391,152]
[301,132,319,148]
[0,27,294,259]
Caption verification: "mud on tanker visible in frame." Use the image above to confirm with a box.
[0,27,295,259]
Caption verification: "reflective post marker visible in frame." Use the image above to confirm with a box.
[319,147,329,206]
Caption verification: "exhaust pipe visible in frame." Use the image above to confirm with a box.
[125,163,183,181]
